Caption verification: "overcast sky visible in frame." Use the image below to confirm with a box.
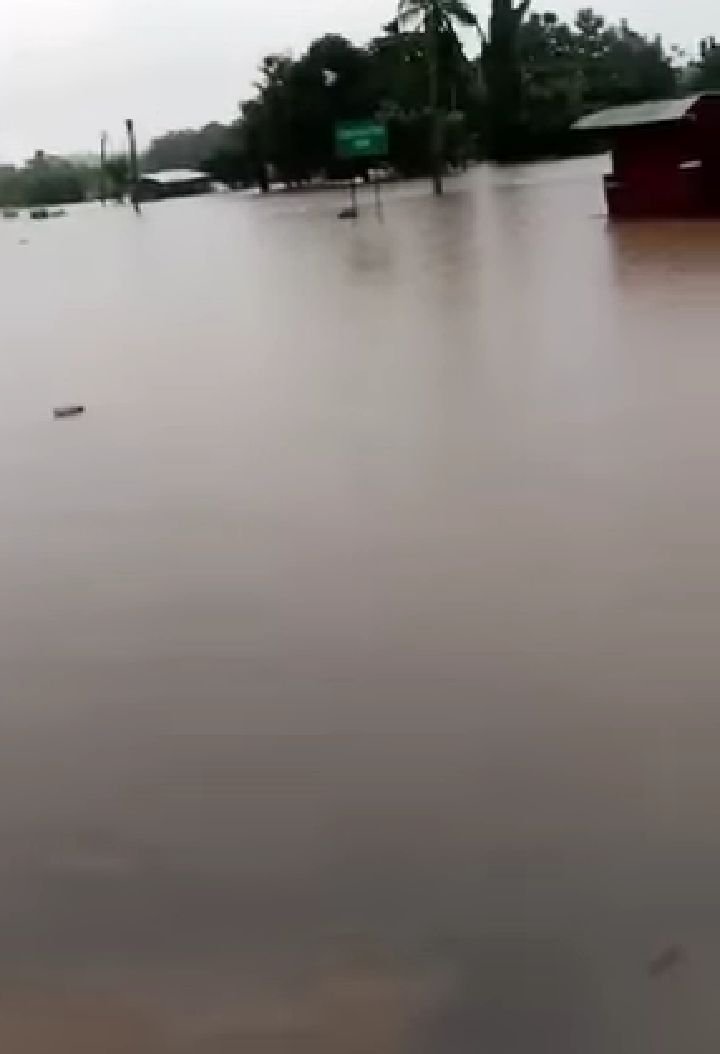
[0,0,715,162]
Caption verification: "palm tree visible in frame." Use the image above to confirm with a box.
[398,0,479,194]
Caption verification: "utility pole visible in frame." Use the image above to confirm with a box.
[427,11,443,196]
[125,118,141,213]
[99,131,108,206]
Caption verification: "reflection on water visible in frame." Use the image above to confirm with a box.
[1,157,720,1050]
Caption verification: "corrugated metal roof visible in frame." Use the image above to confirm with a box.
[573,96,700,132]
[141,168,210,184]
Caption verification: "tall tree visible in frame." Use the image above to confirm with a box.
[519,12,583,154]
[368,24,430,114]
[397,0,479,194]
[143,123,230,173]
[483,5,674,161]
[573,9,674,105]
[482,0,530,161]
[692,37,720,89]
[239,39,377,185]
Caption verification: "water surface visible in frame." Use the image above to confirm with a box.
[1,159,720,1051]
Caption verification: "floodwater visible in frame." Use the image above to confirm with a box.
[2,157,720,1051]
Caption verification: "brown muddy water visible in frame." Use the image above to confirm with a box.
[2,156,720,1051]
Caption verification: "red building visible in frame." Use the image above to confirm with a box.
[574,94,720,218]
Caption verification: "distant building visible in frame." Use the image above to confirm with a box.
[138,168,213,201]
[573,93,720,218]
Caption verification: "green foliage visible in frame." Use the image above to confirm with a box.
[482,4,677,160]
[239,36,380,184]
[397,0,480,190]
[573,10,675,105]
[203,145,249,188]
[368,28,431,113]
[0,152,90,208]
[232,22,477,186]
[482,0,531,160]
[399,0,479,32]
[688,38,720,90]
[104,154,130,200]
[143,123,230,173]
[520,11,582,141]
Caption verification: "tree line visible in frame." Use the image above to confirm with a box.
[159,2,718,190]
[0,151,98,209]
[2,1,719,208]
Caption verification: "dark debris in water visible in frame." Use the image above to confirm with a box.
[53,405,85,419]
[648,944,684,978]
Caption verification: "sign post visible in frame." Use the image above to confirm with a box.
[333,120,389,219]
[334,121,389,161]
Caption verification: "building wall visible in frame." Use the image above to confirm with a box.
[692,96,720,200]
[606,116,716,217]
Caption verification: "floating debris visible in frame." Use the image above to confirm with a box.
[53,405,85,419]
[337,206,358,220]
[648,944,684,978]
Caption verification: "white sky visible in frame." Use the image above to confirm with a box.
[0,0,715,162]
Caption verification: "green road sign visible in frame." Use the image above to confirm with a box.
[334,120,389,160]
